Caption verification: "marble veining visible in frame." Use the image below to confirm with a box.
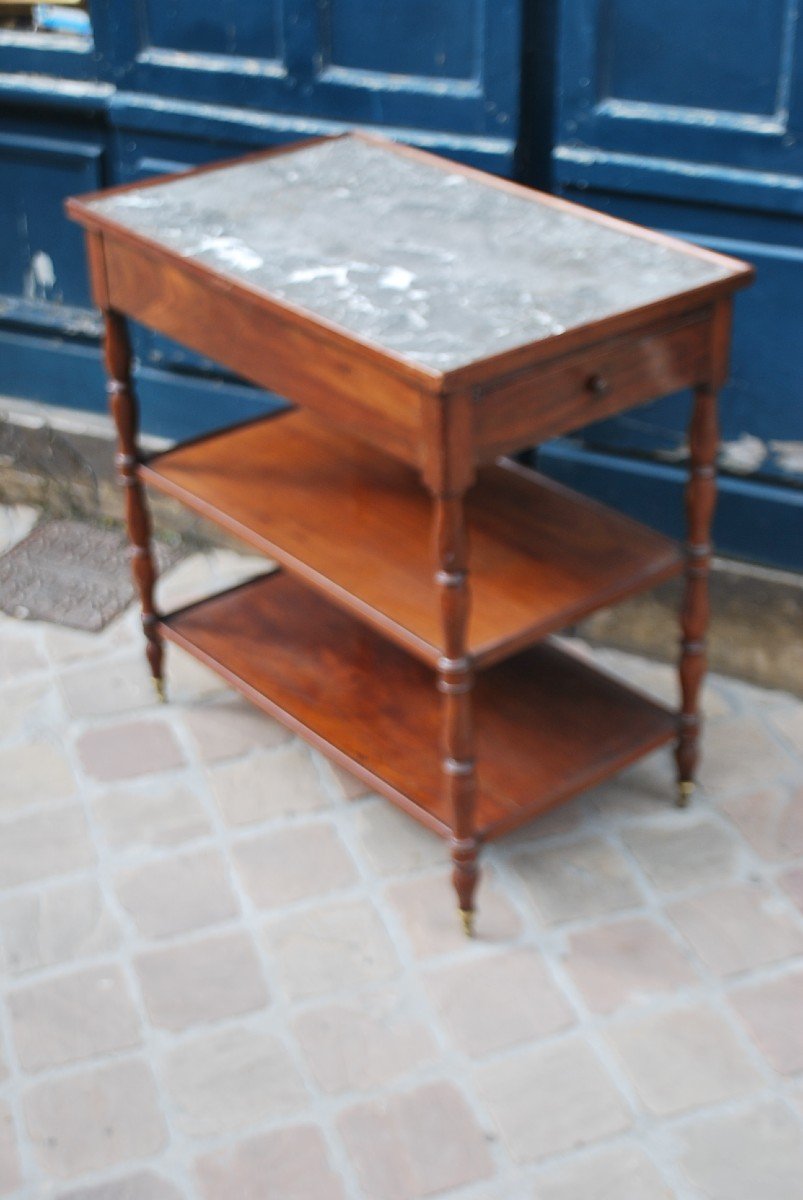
[87,136,733,372]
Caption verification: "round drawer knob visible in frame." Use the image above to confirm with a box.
[586,373,611,396]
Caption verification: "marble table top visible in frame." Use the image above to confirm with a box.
[85,135,736,373]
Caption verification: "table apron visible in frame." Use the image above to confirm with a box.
[473,309,713,460]
[100,232,426,470]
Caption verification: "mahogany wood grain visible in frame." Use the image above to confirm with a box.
[433,492,479,926]
[474,310,711,459]
[161,572,677,841]
[103,311,163,695]
[86,231,109,309]
[140,408,684,668]
[708,296,734,391]
[676,383,718,800]
[419,389,476,495]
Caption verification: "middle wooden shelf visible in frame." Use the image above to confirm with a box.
[141,407,683,669]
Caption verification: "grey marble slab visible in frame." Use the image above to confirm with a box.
[86,135,734,373]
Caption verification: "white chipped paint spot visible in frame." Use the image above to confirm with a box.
[23,251,56,298]
[655,441,689,464]
[443,174,466,187]
[719,433,768,475]
[31,251,55,290]
[380,267,415,291]
[770,440,803,475]
[193,236,263,271]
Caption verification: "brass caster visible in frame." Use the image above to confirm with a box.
[676,781,694,809]
[152,677,167,704]
[459,909,475,938]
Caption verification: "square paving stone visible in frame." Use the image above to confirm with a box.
[76,718,185,783]
[0,1103,20,1196]
[263,898,400,1000]
[8,964,141,1072]
[56,1172,184,1200]
[135,931,268,1031]
[291,988,438,1093]
[0,879,119,975]
[563,916,698,1014]
[678,1100,803,1200]
[605,1003,762,1115]
[196,1125,344,1200]
[91,782,210,851]
[231,820,357,909]
[0,804,94,888]
[532,1144,674,1200]
[338,1081,493,1200]
[182,696,290,763]
[720,785,803,861]
[475,1037,631,1163]
[114,847,239,939]
[24,1059,167,1179]
[0,740,76,811]
[729,969,803,1075]
[424,947,574,1057]
[510,837,642,925]
[668,882,803,976]
[209,742,332,826]
[165,1026,308,1136]
[621,816,739,893]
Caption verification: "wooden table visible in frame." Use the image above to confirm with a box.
[68,133,753,934]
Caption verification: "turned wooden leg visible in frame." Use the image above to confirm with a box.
[434,494,479,934]
[103,311,165,701]
[676,383,718,806]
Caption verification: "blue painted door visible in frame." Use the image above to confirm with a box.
[548,0,803,568]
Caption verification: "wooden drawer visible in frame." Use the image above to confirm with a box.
[473,310,712,459]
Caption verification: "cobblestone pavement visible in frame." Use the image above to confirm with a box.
[1,511,802,1199]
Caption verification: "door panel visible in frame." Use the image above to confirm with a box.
[0,127,105,328]
[553,0,803,565]
[107,0,519,138]
[325,0,478,80]
[604,0,789,116]
[559,0,803,182]
[142,0,282,59]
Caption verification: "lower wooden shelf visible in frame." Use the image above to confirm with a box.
[161,571,677,841]
[142,407,682,669]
